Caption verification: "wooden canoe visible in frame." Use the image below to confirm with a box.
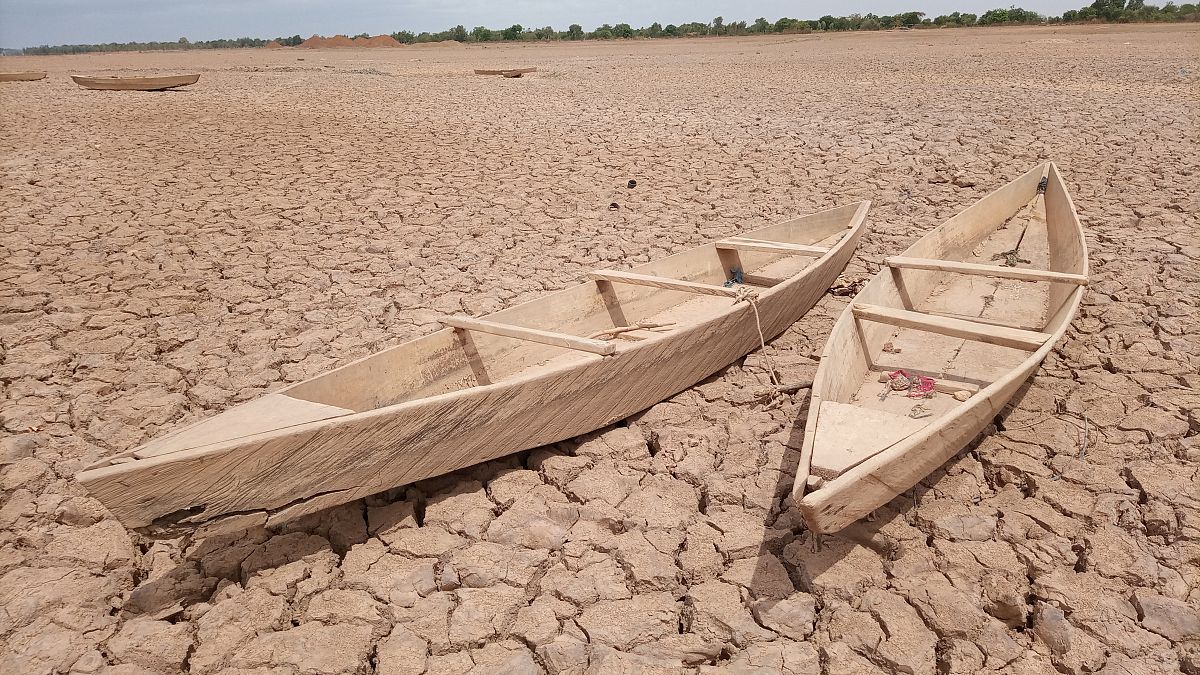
[70,74,200,91]
[0,71,47,82]
[474,67,537,77]
[78,202,870,534]
[792,163,1087,534]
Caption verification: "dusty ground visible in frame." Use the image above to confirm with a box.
[1,23,1198,675]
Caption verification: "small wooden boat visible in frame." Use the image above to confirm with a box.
[474,67,537,78]
[70,74,200,91]
[792,163,1087,533]
[79,202,870,534]
[0,71,47,82]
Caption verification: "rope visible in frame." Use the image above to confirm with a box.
[732,286,781,387]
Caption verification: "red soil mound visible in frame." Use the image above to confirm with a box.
[323,34,355,48]
[265,40,283,49]
[299,33,401,49]
[359,35,402,47]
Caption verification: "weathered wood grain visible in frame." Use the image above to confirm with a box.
[78,201,870,532]
[792,163,1087,533]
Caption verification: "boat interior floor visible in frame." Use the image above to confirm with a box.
[812,194,1052,480]
[119,227,849,462]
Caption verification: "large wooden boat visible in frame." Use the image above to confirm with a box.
[70,74,200,91]
[792,163,1087,533]
[79,202,870,534]
[0,71,47,82]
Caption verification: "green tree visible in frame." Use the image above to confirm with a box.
[501,24,523,40]
[751,17,771,32]
[613,23,634,38]
[592,24,614,38]
[471,26,494,41]
[979,8,1010,23]
[663,23,680,36]
[712,15,725,34]
[450,25,468,41]
[1091,0,1127,19]
[566,24,583,39]
[646,22,663,37]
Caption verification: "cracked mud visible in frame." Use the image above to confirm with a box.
[1,23,1198,675]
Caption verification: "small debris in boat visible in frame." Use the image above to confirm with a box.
[909,403,932,419]
[627,179,637,188]
[953,390,972,402]
[992,249,1031,267]
[885,369,936,399]
[881,341,901,353]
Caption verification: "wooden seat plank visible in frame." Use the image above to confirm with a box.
[851,303,1051,351]
[590,270,742,298]
[886,256,1087,285]
[717,238,829,256]
[441,316,615,356]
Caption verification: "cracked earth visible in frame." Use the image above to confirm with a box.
[1,23,1198,675]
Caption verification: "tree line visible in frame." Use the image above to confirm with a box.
[18,0,1199,55]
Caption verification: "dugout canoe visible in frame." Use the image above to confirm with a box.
[70,74,200,91]
[0,71,47,82]
[78,201,871,535]
[792,163,1087,533]
[473,67,537,77]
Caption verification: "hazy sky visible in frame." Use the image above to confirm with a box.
[1,0,1084,48]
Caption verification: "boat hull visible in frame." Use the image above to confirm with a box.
[0,71,47,82]
[70,74,200,91]
[78,203,868,533]
[793,163,1086,534]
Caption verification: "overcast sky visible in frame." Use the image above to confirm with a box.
[1,0,1084,48]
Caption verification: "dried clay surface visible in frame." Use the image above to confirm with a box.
[1,24,1198,675]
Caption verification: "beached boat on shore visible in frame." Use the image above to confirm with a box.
[79,202,870,534]
[792,163,1087,533]
[0,71,47,82]
[70,74,200,91]
[474,67,537,77]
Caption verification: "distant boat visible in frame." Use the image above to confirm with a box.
[474,67,537,78]
[0,71,47,82]
[70,74,200,91]
[77,202,870,534]
[792,163,1087,534]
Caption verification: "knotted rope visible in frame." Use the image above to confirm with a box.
[731,285,781,387]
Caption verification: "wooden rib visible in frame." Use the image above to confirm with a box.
[885,256,1088,285]
[851,303,1050,351]
[716,238,829,256]
[590,270,742,298]
[441,316,615,356]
